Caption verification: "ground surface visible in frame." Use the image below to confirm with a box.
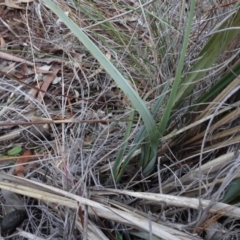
[0,1,240,240]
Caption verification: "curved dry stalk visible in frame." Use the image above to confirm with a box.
[94,188,240,219]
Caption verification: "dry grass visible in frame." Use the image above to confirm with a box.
[0,0,240,239]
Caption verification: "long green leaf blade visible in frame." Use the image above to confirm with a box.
[173,7,240,109]
[43,0,158,160]
[158,0,197,136]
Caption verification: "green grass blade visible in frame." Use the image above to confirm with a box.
[115,130,145,183]
[139,82,171,175]
[43,0,159,163]
[113,82,170,181]
[158,0,197,137]
[221,178,240,204]
[109,111,134,184]
[173,7,240,109]
[235,1,240,7]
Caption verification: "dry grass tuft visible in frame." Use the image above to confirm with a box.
[0,0,240,239]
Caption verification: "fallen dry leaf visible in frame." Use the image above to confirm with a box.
[0,34,6,48]
[16,0,33,2]
[0,52,33,66]
[26,82,43,102]
[100,90,119,102]
[37,68,60,102]
[35,65,53,74]
[29,116,52,141]
[1,62,28,79]
[71,52,85,68]
[1,62,17,76]
[0,0,25,9]
[14,149,32,177]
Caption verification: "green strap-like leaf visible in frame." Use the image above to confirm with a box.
[43,0,158,163]
[158,0,197,136]
[173,7,240,109]
[220,178,240,204]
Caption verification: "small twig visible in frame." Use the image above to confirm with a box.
[0,154,45,162]
[0,118,131,127]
